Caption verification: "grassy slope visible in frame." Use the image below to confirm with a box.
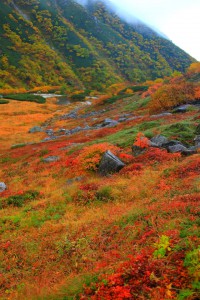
[0,88,199,299]
[0,0,195,90]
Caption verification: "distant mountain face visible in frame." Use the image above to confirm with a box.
[0,0,195,91]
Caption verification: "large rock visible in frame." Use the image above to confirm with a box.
[162,140,183,150]
[29,126,43,133]
[98,150,125,176]
[181,149,197,156]
[150,135,168,147]
[0,182,7,193]
[168,144,188,153]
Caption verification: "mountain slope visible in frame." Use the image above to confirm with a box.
[0,0,195,90]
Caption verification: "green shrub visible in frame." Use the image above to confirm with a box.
[4,94,45,103]
[11,143,26,149]
[70,90,91,101]
[118,85,148,95]
[178,290,194,300]
[0,99,9,104]
[96,186,113,201]
[5,190,40,208]
[104,94,130,104]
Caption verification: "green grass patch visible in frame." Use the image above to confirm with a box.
[98,126,138,147]
[96,120,160,147]
[11,143,27,149]
[139,120,161,131]
[123,96,151,112]
[118,85,148,95]
[4,94,46,103]
[104,94,131,104]
[161,121,196,144]
[115,209,146,228]
[1,190,40,208]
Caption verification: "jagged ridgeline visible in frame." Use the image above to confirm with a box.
[0,0,195,90]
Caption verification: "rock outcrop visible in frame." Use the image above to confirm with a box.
[98,151,125,176]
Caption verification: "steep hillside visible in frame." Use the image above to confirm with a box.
[0,65,200,299]
[0,0,195,91]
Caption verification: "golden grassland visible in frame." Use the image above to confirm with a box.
[0,88,200,299]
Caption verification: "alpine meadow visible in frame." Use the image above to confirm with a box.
[0,1,200,300]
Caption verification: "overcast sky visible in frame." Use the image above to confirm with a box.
[108,0,200,61]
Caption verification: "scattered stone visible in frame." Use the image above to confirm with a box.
[98,150,125,176]
[168,144,188,153]
[58,128,68,133]
[162,140,183,151]
[0,182,7,193]
[29,126,43,133]
[118,113,131,122]
[126,116,141,121]
[43,156,60,163]
[60,111,77,120]
[118,117,127,122]
[64,130,71,135]
[150,112,172,118]
[83,125,91,130]
[42,136,58,142]
[70,126,82,134]
[181,149,197,156]
[46,129,54,136]
[101,118,119,127]
[172,105,191,113]
[150,135,168,147]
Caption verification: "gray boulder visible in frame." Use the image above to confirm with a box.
[70,126,82,134]
[101,118,119,127]
[150,135,168,147]
[43,156,60,163]
[168,144,188,153]
[162,140,183,150]
[60,111,77,120]
[181,149,197,156]
[173,104,191,113]
[0,182,7,193]
[29,126,43,133]
[46,129,54,136]
[118,117,127,123]
[98,150,125,176]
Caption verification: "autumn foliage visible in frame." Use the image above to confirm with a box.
[0,62,200,300]
[149,81,195,113]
